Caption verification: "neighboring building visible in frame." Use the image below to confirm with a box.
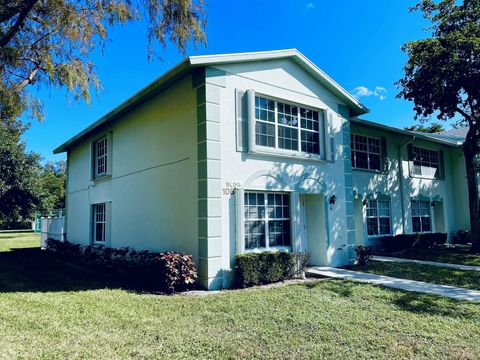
[53,49,470,290]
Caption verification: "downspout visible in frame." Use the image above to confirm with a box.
[398,135,416,234]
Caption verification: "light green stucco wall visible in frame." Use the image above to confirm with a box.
[66,75,199,257]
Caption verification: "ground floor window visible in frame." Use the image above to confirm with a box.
[93,203,106,243]
[244,191,291,250]
[411,200,431,233]
[366,199,391,236]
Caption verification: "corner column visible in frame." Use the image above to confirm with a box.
[193,68,226,290]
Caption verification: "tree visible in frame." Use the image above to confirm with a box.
[397,0,480,251]
[0,124,43,227]
[404,123,446,133]
[37,160,66,212]
[0,0,206,127]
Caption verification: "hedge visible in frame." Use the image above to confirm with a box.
[46,239,197,293]
[378,233,447,253]
[234,251,309,288]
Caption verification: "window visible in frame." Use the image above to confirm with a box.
[93,203,106,243]
[94,136,108,178]
[366,199,391,236]
[411,200,431,233]
[351,134,381,171]
[255,96,322,156]
[411,146,440,178]
[244,192,291,250]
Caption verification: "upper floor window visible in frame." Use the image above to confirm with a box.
[244,191,291,250]
[254,96,322,156]
[410,146,440,178]
[411,200,431,233]
[92,134,111,179]
[366,199,391,236]
[351,134,381,171]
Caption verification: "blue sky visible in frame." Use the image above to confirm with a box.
[24,0,432,161]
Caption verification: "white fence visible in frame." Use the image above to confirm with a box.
[40,215,65,248]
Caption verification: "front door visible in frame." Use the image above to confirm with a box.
[303,194,327,266]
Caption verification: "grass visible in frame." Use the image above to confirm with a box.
[395,246,480,267]
[356,261,480,291]
[1,233,480,359]
[0,231,40,252]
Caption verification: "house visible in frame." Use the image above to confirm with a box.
[53,49,470,290]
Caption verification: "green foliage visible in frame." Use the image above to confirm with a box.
[398,0,480,248]
[355,246,373,266]
[0,124,65,227]
[404,123,446,133]
[0,0,206,126]
[234,252,307,288]
[46,239,197,293]
[37,160,66,212]
[378,233,447,253]
[0,124,42,227]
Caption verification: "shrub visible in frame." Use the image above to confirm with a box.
[234,251,307,288]
[454,230,471,244]
[355,246,372,266]
[46,239,197,293]
[378,233,447,253]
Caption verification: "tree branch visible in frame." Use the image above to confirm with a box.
[455,106,473,125]
[15,66,39,91]
[0,0,38,48]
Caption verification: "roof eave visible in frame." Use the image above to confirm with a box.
[351,118,463,148]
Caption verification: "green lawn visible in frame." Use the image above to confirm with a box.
[396,246,480,267]
[356,261,480,291]
[1,234,480,359]
[0,231,40,252]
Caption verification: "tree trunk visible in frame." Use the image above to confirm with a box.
[463,127,480,253]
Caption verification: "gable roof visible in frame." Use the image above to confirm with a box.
[351,118,464,147]
[53,49,368,154]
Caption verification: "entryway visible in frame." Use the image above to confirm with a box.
[300,194,327,266]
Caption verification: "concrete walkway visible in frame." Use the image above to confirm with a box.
[372,255,480,272]
[306,267,480,302]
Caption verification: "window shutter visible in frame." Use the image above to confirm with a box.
[90,141,95,181]
[235,89,248,152]
[246,89,256,153]
[290,192,302,252]
[325,110,334,162]
[407,143,414,175]
[105,201,112,246]
[438,149,445,179]
[380,136,388,172]
[106,132,113,176]
[235,188,245,254]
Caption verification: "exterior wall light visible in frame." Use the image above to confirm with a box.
[362,199,368,206]
[329,195,337,206]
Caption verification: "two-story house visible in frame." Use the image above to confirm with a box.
[53,49,470,290]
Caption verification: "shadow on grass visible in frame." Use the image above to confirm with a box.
[302,277,478,319]
[0,247,138,293]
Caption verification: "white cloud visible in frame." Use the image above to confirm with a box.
[352,86,387,100]
[305,2,316,11]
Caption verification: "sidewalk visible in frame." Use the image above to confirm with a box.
[372,255,480,272]
[306,267,480,302]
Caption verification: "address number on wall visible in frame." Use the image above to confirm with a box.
[222,182,241,195]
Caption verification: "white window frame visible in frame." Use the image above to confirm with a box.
[411,200,432,233]
[92,203,106,244]
[351,133,382,171]
[251,94,326,160]
[365,198,391,237]
[94,136,108,178]
[410,146,440,179]
[244,191,292,252]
